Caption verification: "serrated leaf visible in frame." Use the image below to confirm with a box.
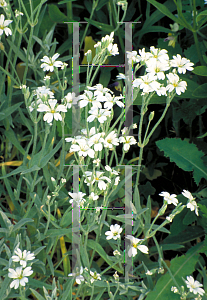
[156,138,207,185]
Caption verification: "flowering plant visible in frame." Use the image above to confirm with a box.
[0,0,207,299]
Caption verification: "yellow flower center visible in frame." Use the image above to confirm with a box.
[132,243,137,248]
[51,110,55,113]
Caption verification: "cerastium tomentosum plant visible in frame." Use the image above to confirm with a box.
[0,1,205,297]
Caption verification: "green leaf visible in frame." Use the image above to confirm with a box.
[47,255,54,276]
[29,278,53,290]
[192,66,207,76]
[145,243,204,300]
[0,102,23,121]
[87,240,123,274]
[161,226,205,244]
[0,166,27,179]
[13,218,34,232]
[192,83,207,98]
[147,0,192,30]
[47,228,72,237]
[156,138,207,185]
[20,165,40,174]
[196,10,207,27]
[29,289,46,300]
[39,139,62,168]
[3,128,28,157]
[84,17,114,32]
[48,4,68,22]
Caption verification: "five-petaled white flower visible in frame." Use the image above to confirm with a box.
[119,136,137,152]
[166,73,187,95]
[0,14,12,36]
[40,53,63,72]
[170,54,194,74]
[185,276,205,296]
[126,235,149,257]
[11,248,35,268]
[89,270,101,283]
[37,99,67,123]
[87,107,111,124]
[182,189,199,216]
[105,224,123,240]
[159,191,178,206]
[68,266,84,284]
[8,266,33,289]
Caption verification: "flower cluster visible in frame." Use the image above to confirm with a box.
[94,31,119,59]
[8,248,35,289]
[125,47,194,96]
[159,189,199,216]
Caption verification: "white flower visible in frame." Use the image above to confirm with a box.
[166,73,187,95]
[133,73,159,93]
[37,99,67,123]
[159,191,178,206]
[0,0,7,7]
[149,46,169,63]
[70,139,95,158]
[116,73,126,80]
[133,123,137,129]
[185,276,205,296]
[146,60,170,80]
[61,178,66,184]
[89,192,99,201]
[170,54,194,74]
[182,189,195,201]
[126,51,139,64]
[182,190,199,216]
[34,86,54,101]
[113,271,119,281]
[136,48,153,63]
[8,266,33,289]
[84,171,111,190]
[103,131,119,149]
[119,136,137,152]
[103,92,124,109]
[107,43,119,56]
[62,92,77,109]
[40,53,63,72]
[105,224,123,240]
[87,107,111,124]
[88,133,104,151]
[105,165,119,175]
[126,235,149,257]
[90,271,101,283]
[78,90,102,108]
[68,266,84,284]
[68,192,86,206]
[0,14,12,36]
[29,99,43,112]
[11,248,35,268]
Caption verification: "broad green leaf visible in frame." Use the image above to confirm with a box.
[192,83,207,98]
[161,226,205,245]
[87,239,123,273]
[0,102,23,121]
[192,66,207,76]
[156,138,207,185]
[145,243,204,300]
[48,4,68,22]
